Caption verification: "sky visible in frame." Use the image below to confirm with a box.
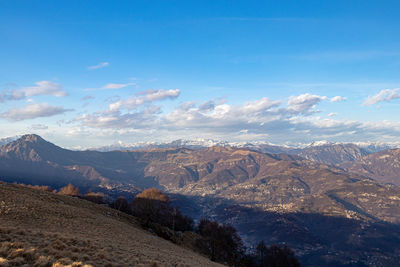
[1,0,400,148]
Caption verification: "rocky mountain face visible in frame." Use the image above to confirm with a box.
[289,143,370,165]
[1,134,400,266]
[340,148,400,186]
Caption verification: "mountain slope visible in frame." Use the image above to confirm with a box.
[290,143,369,165]
[0,181,221,267]
[340,148,400,186]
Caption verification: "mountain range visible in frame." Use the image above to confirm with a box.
[90,138,398,153]
[89,139,399,168]
[1,134,400,266]
[1,135,397,166]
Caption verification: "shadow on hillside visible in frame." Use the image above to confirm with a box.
[169,194,400,267]
[0,152,159,191]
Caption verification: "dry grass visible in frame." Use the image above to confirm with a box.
[0,182,221,266]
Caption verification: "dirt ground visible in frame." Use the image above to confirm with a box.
[0,182,222,267]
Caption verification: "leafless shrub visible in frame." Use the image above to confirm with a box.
[135,188,169,202]
[58,184,80,197]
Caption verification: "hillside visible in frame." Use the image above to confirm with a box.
[290,143,369,166]
[340,148,400,186]
[0,181,222,267]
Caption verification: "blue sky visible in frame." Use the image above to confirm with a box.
[1,0,400,148]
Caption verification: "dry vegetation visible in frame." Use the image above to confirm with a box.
[0,182,222,267]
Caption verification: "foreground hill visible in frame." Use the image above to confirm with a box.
[0,181,221,267]
[340,148,400,186]
[2,135,400,265]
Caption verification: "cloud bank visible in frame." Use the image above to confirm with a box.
[72,92,396,144]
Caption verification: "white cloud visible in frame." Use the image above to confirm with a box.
[0,81,67,102]
[330,96,347,102]
[363,88,400,105]
[140,89,180,101]
[76,106,160,129]
[1,103,71,121]
[87,62,109,70]
[287,93,326,113]
[20,81,67,97]
[108,89,180,110]
[84,82,136,91]
[102,83,135,90]
[328,112,338,117]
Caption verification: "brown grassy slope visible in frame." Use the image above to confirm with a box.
[0,182,222,267]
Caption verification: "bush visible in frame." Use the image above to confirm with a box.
[58,184,80,197]
[135,188,169,202]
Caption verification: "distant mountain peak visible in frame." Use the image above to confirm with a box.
[6,134,54,150]
[19,134,45,143]
[0,134,66,161]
